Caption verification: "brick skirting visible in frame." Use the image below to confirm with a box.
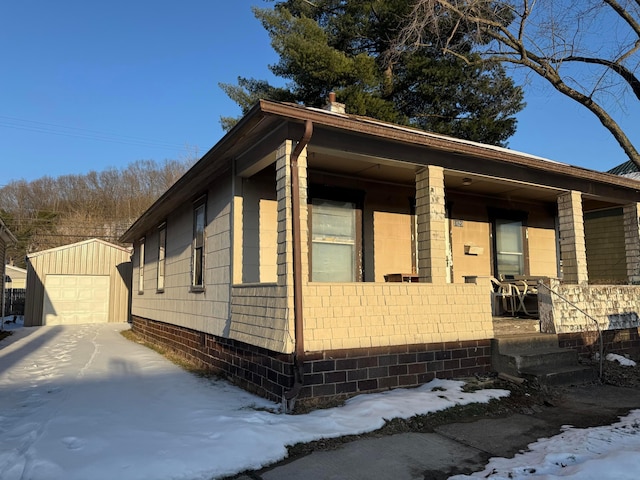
[558,327,640,358]
[298,341,492,407]
[131,316,295,402]
[131,316,492,409]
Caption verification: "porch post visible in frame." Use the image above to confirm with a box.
[557,191,588,284]
[623,203,640,284]
[274,139,310,284]
[274,139,309,341]
[416,166,447,283]
[275,140,294,288]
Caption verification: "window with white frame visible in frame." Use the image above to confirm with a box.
[309,186,363,282]
[138,238,145,294]
[157,223,166,292]
[191,199,206,290]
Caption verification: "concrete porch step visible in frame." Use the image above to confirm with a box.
[492,317,540,336]
[492,334,596,387]
[493,334,560,353]
[519,364,598,387]
[510,348,578,371]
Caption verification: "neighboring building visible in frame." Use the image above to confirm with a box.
[5,264,27,290]
[24,239,132,326]
[582,160,640,284]
[4,264,27,318]
[1,218,18,319]
[121,99,640,408]
[608,160,640,180]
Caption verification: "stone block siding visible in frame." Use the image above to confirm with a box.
[416,166,448,283]
[557,191,588,284]
[131,315,491,408]
[298,340,492,405]
[559,327,640,358]
[539,279,640,334]
[302,282,493,351]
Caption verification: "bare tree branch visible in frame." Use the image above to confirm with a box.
[391,0,640,167]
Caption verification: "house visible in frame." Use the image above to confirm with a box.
[1,218,18,319]
[24,239,132,326]
[5,264,27,290]
[4,264,27,318]
[576,160,640,285]
[120,99,640,409]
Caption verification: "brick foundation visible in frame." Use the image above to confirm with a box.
[558,327,640,358]
[298,341,492,406]
[131,316,295,402]
[131,316,492,409]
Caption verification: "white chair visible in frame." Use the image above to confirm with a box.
[490,277,517,316]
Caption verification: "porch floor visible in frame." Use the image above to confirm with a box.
[492,316,541,336]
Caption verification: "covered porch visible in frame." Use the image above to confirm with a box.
[228,109,640,357]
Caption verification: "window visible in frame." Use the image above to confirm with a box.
[490,210,529,278]
[157,223,166,292]
[138,238,145,294]
[309,186,363,282]
[191,199,206,290]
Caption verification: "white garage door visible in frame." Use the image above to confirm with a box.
[43,275,110,325]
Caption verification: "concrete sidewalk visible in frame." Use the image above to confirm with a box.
[236,385,640,480]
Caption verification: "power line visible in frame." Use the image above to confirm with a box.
[0,115,202,152]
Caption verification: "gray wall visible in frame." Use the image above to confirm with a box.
[130,170,233,337]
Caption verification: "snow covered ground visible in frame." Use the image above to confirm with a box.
[1,318,639,480]
[451,411,640,479]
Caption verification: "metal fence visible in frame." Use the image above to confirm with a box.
[3,288,26,317]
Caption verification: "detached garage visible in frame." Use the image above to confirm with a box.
[24,239,132,326]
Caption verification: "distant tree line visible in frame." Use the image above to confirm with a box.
[0,159,191,268]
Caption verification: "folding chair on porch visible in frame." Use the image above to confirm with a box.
[490,277,517,316]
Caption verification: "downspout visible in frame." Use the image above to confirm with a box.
[284,119,313,411]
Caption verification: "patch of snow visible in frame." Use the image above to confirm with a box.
[0,322,507,480]
[606,353,637,367]
[595,352,637,367]
[4,321,640,480]
[450,409,640,479]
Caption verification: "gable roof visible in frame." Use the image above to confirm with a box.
[120,100,640,243]
[27,238,130,259]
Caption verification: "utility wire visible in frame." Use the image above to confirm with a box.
[0,115,200,151]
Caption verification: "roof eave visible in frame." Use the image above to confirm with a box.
[120,99,640,242]
[0,217,18,245]
[119,102,272,243]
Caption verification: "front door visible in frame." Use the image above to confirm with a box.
[491,212,528,278]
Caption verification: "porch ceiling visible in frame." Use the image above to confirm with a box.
[307,146,623,211]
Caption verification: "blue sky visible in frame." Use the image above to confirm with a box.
[1,1,638,185]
